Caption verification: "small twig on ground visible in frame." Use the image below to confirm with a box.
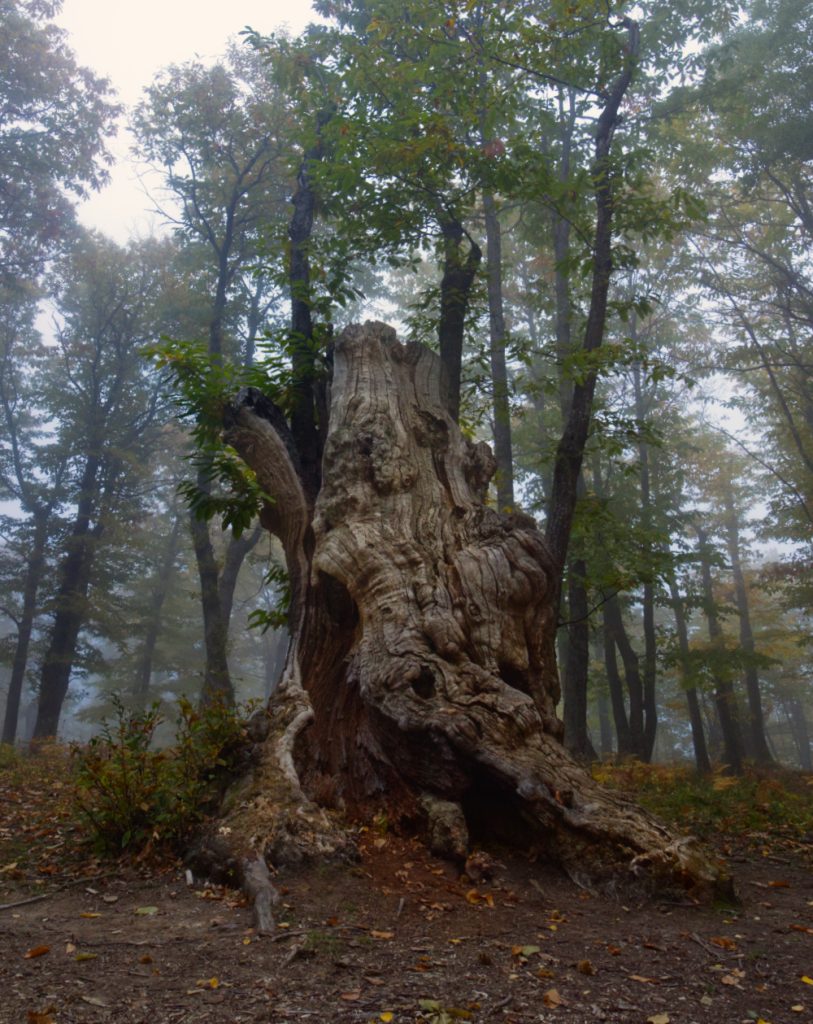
[0,871,119,912]
[488,993,512,1017]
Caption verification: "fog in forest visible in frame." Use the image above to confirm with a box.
[1,0,811,775]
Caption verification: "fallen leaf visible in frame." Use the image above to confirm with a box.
[790,925,813,934]
[195,977,218,989]
[340,990,361,1001]
[700,995,713,1007]
[0,862,18,873]
[721,974,741,987]
[768,880,790,888]
[647,1015,670,1024]
[135,906,158,916]
[64,942,76,954]
[791,1004,805,1012]
[802,977,813,986]
[543,989,564,1008]
[79,912,101,919]
[26,1011,55,1024]
[365,976,385,986]
[75,952,98,962]
[23,945,50,959]
[139,954,152,964]
[370,930,394,940]
[710,936,737,950]
[380,1015,394,1023]
[102,894,119,904]
[80,996,107,1007]
[630,974,656,984]
[607,944,622,956]
[512,944,541,957]
[577,959,595,976]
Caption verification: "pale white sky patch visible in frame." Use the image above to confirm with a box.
[55,0,317,240]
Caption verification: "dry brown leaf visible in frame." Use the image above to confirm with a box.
[543,989,564,1008]
[26,1010,55,1024]
[630,974,656,984]
[340,990,361,1001]
[577,959,596,976]
[710,936,737,950]
[721,974,741,986]
[23,945,50,959]
[370,930,394,940]
[647,1015,670,1024]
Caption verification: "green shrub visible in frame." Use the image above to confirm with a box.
[72,695,249,854]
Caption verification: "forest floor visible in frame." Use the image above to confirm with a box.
[1,748,812,1024]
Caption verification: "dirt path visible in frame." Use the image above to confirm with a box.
[2,832,812,1024]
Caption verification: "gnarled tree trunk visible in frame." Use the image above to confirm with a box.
[215,322,728,908]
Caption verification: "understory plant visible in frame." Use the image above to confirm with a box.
[72,695,250,854]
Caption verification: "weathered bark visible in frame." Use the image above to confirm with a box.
[696,526,744,775]
[667,577,711,774]
[217,323,728,901]
[1,510,49,744]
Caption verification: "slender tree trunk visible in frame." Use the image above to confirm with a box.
[216,322,727,899]
[597,688,614,757]
[134,512,183,708]
[482,190,514,510]
[696,525,744,774]
[602,603,633,756]
[562,557,596,761]
[437,215,482,424]
[788,698,812,771]
[544,18,640,576]
[33,456,101,738]
[720,485,773,763]
[1,510,49,744]
[603,594,648,759]
[632,357,658,760]
[667,576,711,773]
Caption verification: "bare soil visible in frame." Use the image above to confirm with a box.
[2,827,812,1024]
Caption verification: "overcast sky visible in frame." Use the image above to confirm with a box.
[55,0,317,240]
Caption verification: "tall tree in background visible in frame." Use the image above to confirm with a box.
[0,284,68,742]
[133,45,291,704]
[0,0,118,286]
[32,234,170,737]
